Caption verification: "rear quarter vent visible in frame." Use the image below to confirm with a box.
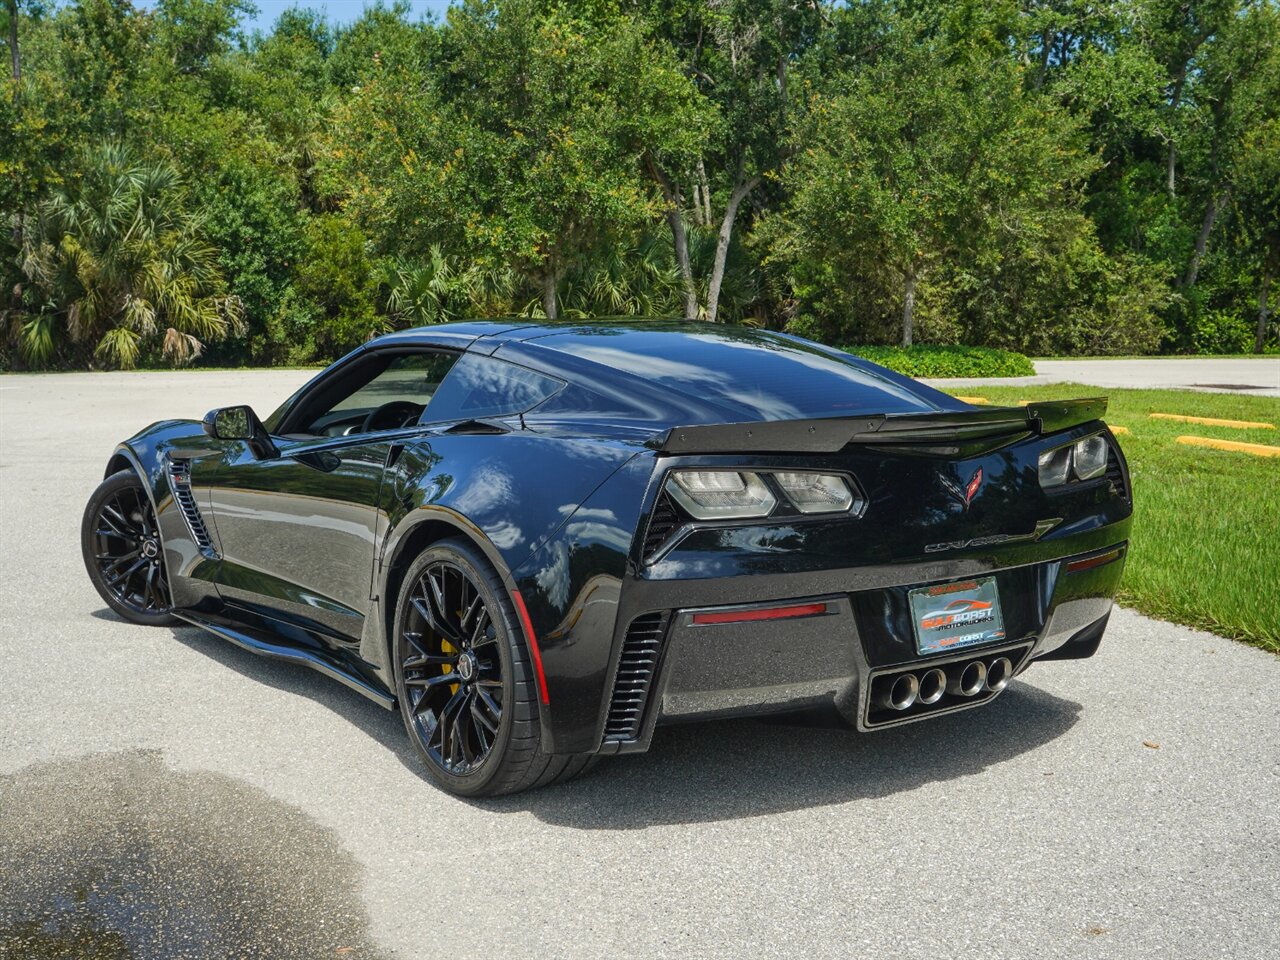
[603,612,670,743]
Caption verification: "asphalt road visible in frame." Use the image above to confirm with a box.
[2,370,1278,959]
[931,356,1280,396]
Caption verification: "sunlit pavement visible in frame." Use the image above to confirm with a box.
[930,356,1280,395]
[2,370,1278,959]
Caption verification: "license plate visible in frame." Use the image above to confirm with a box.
[908,576,1006,655]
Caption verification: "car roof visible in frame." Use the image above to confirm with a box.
[369,320,961,424]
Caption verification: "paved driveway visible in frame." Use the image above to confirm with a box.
[930,356,1280,395]
[2,371,1278,959]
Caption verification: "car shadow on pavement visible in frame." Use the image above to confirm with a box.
[160,616,1080,827]
[164,623,411,759]
[488,683,1082,829]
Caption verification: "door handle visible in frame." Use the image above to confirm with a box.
[385,442,406,469]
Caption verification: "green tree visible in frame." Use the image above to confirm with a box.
[292,213,385,358]
[1233,115,1280,351]
[635,0,824,321]
[776,6,1098,346]
[325,0,697,319]
[12,143,240,367]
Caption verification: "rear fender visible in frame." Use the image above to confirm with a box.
[375,432,648,751]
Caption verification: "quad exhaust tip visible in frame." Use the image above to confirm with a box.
[875,672,919,711]
[947,660,987,697]
[986,657,1013,693]
[918,668,946,706]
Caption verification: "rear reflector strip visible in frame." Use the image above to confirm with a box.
[691,602,828,626]
[1065,548,1124,574]
[511,589,550,705]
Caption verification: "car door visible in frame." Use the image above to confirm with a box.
[192,349,460,646]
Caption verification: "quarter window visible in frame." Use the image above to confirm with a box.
[426,353,565,422]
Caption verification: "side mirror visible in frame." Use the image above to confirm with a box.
[202,405,278,459]
[203,405,258,440]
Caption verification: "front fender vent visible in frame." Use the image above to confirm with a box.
[168,458,218,559]
[603,612,670,743]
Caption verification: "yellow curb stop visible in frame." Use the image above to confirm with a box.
[1110,425,1131,435]
[1175,436,1280,458]
[1150,413,1274,430]
[955,396,991,405]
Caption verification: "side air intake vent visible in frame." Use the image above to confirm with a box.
[603,612,669,742]
[168,459,218,558]
[642,492,683,561]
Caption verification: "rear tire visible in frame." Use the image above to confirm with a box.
[391,538,596,796]
[81,469,178,626]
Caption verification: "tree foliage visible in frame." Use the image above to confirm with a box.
[11,143,240,367]
[2,0,1279,368]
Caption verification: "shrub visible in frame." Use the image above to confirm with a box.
[292,215,387,361]
[844,344,1035,378]
[1187,308,1256,355]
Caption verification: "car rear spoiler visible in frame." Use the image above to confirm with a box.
[647,398,1109,455]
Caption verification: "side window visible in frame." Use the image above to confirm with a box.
[295,352,460,437]
[425,353,565,422]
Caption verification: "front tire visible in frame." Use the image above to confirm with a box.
[81,469,178,626]
[392,538,595,796]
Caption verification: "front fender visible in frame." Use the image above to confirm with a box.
[106,420,225,607]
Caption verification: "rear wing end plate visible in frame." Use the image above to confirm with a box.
[648,398,1109,456]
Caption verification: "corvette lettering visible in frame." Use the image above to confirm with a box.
[924,518,1064,554]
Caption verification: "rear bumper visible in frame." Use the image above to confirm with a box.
[597,539,1127,755]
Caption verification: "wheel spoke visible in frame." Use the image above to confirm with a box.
[403,630,432,658]
[406,672,459,690]
[134,492,153,537]
[411,590,464,645]
[100,504,140,540]
[457,696,476,765]
[143,563,158,608]
[472,692,500,733]
[115,556,148,589]
[96,528,136,544]
[100,549,141,578]
[461,592,483,633]
[403,653,456,670]
[471,700,493,753]
[102,551,142,582]
[469,609,493,647]
[436,688,466,760]
[476,688,502,724]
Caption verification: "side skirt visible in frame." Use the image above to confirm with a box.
[174,611,397,710]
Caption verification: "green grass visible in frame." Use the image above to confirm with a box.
[942,384,1280,653]
[846,344,1036,378]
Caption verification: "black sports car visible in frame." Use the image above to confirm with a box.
[82,321,1132,796]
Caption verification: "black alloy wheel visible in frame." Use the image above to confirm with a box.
[400,558,505,774]
[392,538,598,797]
[81,470,177,626]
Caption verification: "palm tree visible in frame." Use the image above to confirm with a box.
[11,143,240,367]
[557,233,685,318]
